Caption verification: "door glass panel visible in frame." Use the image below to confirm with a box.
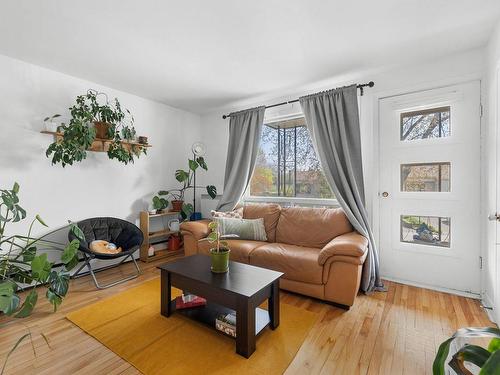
[400,215,450,247]
[400,106,450,141]
[400,162,450,192]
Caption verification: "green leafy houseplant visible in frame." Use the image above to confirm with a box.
[0,182,84,373]
[433,327,500,375]
[157,156,217,220]
[206,221,230,273]
[152,194,169,213]
[45,89,146,166]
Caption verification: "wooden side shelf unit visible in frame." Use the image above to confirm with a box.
[139,211,183,263]
[40,130,152,153]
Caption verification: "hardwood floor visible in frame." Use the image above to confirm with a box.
[0,257,494,375]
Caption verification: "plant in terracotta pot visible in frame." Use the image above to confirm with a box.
[157,156,217,220]
[206,221,230,273]
[45,89,146,166]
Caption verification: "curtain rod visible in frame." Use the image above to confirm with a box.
[222,81,374,119]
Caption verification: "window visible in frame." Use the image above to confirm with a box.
[400,162,450,192]
[249,117,334,199]
[400,106,450,141]
[400,215,450,248]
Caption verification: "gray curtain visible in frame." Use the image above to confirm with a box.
[299,85,384,293]
[216,106,266,211]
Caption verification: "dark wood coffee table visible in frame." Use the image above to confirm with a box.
[158,254,283,358]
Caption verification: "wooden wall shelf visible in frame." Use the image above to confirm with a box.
[40,130,152,153]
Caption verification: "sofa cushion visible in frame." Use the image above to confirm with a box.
[243,203,281,242]
[276,207,352,248]
[214,217,267,241]
[249,243,324,285]
[197,239,266,264]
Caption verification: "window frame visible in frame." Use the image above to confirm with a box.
[400,161,451,192]
[244,113,339,207]
[399,105,451,141]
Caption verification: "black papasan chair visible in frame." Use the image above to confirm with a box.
[69,217,144,289]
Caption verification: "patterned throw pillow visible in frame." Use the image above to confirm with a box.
[214,217,267,241]
[211,207,243,219]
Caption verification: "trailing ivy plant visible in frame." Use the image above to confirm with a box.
[156,156,217,219]
[45,89,146,166]
[0,182,84,373]
[433,327,500,375]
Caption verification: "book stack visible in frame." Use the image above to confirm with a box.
[215,313,236,338]
[175,293,206,309]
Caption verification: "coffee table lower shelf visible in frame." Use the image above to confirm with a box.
[170,300,270,337]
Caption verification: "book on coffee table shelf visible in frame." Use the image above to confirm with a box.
[175,293,206,309]
[216,313,237,338]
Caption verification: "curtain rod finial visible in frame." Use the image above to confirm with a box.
[368,81,375,87]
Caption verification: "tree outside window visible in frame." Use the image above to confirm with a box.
[250,117,334,199]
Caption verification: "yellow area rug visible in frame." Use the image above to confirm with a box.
[66,278,318,375]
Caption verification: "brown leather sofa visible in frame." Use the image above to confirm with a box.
[180,204,368,308]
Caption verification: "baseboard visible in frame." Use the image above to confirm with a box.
[381,276,481,299]
[482,293,497,324]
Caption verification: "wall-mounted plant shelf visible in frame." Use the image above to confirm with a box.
[40,130,152,153]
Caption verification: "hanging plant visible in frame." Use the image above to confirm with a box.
[45,89,146,167]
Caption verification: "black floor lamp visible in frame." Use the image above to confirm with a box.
[191,141,205,221]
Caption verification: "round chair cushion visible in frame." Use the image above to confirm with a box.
[90,240,122,255]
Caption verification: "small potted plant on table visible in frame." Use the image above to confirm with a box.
[206,221,230,273]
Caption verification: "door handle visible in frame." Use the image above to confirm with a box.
[488,213,500,221]
[381,192,389,198]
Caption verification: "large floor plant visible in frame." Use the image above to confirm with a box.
[433,327,500,374]
[156,156,217,219]
[0,182,83,373]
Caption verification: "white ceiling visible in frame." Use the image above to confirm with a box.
[1,1,499,114]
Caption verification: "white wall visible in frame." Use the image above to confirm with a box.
[483,19,500,323]
[0,53,201,265]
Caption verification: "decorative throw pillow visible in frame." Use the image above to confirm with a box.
[214,217,267,241]
[89,240,122,255]
[211,207,243,219]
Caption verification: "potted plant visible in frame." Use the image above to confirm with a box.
[206,221,230,273]
[157,156,217,219]
[151,193,169,214]
[0,182,84,372]
[43,114,62,133]
[433,326,500,374]
[45,89,146,166]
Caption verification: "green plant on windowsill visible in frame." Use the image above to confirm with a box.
[433,327,500,375]
[157,156,217,220]
[45,89,146,166]
[0,182,84,374]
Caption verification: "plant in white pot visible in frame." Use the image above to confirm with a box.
[43,114,62,133]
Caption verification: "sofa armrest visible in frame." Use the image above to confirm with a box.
[180,219,211,240]
[318,231,368,265]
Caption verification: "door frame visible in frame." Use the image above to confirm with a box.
[370,74,484,298]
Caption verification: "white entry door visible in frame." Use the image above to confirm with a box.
[379,81,481,294]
